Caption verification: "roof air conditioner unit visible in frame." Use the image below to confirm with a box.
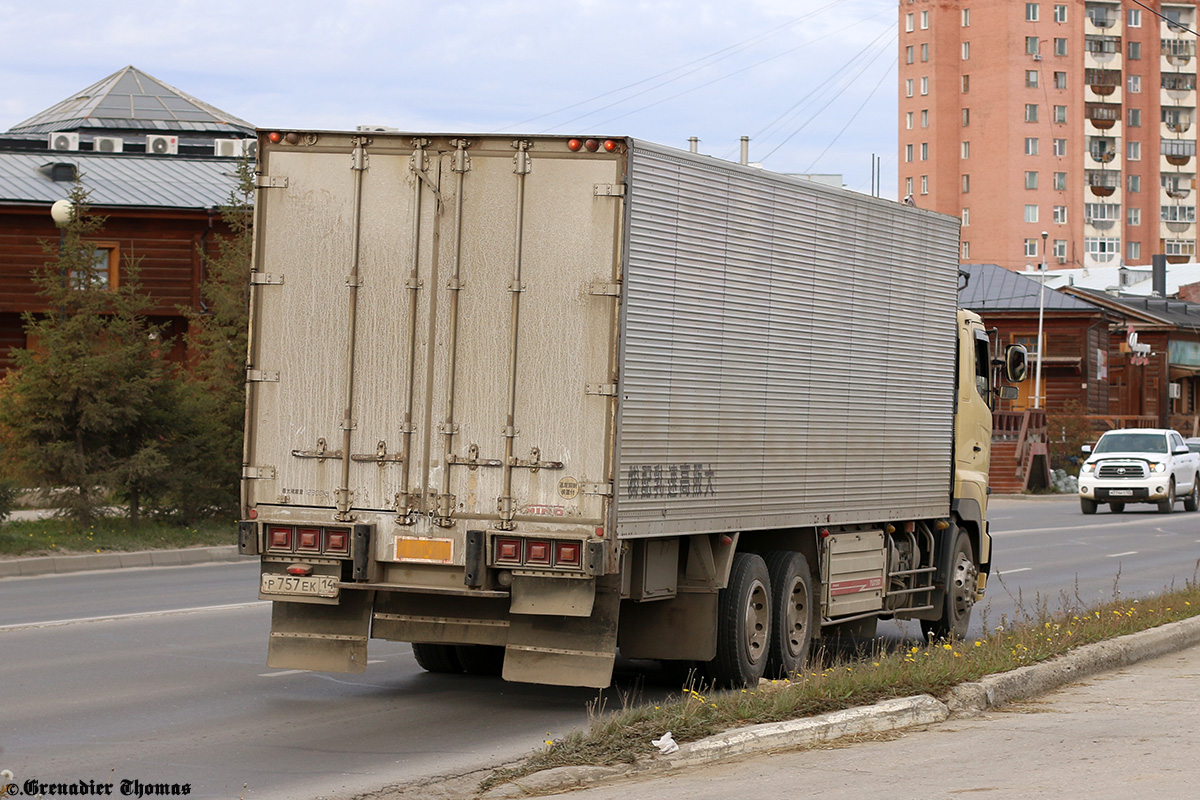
[146,134,179,155]
[1057,255,1067,263]
[1169,382,1182,399]
[1032,53,1042,61]
[48,132,79,151]
[241,139,258,159]
[214,139,258,158]
[93,136,124,153]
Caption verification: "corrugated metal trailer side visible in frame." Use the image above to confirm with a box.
[614,141,961,538]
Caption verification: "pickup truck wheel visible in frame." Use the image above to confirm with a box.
[1109,502,1125,513]
[455,644,505,675]
[707,552,771,688]
[764,551,814,678]
[411,643,463,673]
[1185,476,1200,512]
[1080,497,1097,514]
[1158,479,1176,514]
[921,532,977,641]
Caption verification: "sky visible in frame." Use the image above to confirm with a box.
[0,0,899,196]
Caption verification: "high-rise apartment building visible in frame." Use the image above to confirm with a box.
[899,0,1199,271]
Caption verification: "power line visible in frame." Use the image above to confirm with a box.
[803,52,897,173]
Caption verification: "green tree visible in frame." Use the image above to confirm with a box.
[0,179,179,524]
[178,156,255,519]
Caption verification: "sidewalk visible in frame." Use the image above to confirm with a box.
[0,545,242,578]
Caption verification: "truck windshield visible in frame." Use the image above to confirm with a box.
[1093,432,1168,455]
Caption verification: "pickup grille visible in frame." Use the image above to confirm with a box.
[1097,463,1148,479]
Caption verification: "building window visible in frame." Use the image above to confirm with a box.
[921,142,929,160]
[1129,207,1142,225]
[1026,36,1040,56]
[961,108,969,126]
[1054,37,1067,56]
[921,109,929,127]
[1054,205,1067,223]
[1129,41,1141,60]
[1161,205,1196,222]
[1025,238,1039,258]
[1054,71,1067,89]
[962,74,970,93]
[920,76,929,95]
[1054,105,1067,123]
[1128,241,1141,260]
[920,9,929,29]
[1128,108,1141,127]
[921,43,929,62]
[1085,237,1121,263]
[906,79,914,98]
[962,208,971,226]
[920,175,929,194]
[1129,175,1141,192]
[1025,104,1039,122]
[906,13,914,33]
[1054,4,1067,23]
[1025,204,1040,223]
[1166,239,1197,257]
[962,8,970,26]
[962,141,970,158]
[1025,171,1039,189]
[906,45,914,64]
[905,143,913,162]
[70,242,119,291]
[1085,203,1122,223]
[906,111,914,130]
[1128,75,1141,93]
[1054,239,1067,259]
[1026,70,1040,88]
[1128,141,1141,160]
[1025,137,1039,155]
[1054,171,1067,190]
[1128,8,1141,27]
[962,241,971,259]
[963,174,971,192]
[962,41,971,60]
[1054,138,1067,156]
[906,177,914,195]
[1026,3,1039,22]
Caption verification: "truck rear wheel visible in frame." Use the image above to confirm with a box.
[707,552,771,688]
[411,643,462,673]
[921,532,977,641]
[1185,476,1199,512]
[456,645,505,675]
[765,551,814,678]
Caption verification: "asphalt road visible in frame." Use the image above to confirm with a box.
[2,495,1198,798]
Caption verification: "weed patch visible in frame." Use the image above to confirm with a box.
[0,516,234,557]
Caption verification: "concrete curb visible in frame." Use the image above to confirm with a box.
[0,545,243,579]
[478,615,1200,799]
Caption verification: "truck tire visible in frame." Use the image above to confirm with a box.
[1109,502,1125,513]
[411,643,463,673]
[764,551,814,678]
[455,645,505,675]
[1185,476,1200,512]
[707,552,771,688]
[1158,479,1176,514]
[1080,497,1097,514]
[921,532,977,641]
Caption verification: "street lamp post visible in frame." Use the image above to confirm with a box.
[1034,230,1049,409]
[50,199,73,284]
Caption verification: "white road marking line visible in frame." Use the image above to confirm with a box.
[259,669,309,678]
[0,600,270,632]
[1107,551,1138,558]
[996,568,1032,575]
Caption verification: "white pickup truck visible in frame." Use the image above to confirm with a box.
[1078,428,1200,514]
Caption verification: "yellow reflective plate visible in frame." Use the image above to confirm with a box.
[395,536,453,563]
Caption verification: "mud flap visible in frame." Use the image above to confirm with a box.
[267,590,374,673]
[503,577,620,688]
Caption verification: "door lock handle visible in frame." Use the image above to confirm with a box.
[973,445,983,452]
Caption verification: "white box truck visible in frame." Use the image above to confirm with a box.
[238,131,1026,688]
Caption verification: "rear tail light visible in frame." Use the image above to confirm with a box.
[268,526,292,550]
[286,564,313,576]
[296,527,321,553]
[554,541,581,567]
[266,525,352,557]
[491,536,588,570]
[525,540,552,566]
[495,537,523,565]
[325,529,349,555]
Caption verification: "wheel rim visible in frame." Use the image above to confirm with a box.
[744,579,769,665]
[783,576,809,659]
[949,551,979,620]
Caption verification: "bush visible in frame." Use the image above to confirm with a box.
[1046,400,1094,472]
[0,479,16,523]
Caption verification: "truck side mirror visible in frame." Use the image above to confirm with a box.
[1004,344,1029,383]
[998,386,1019,400]
[1081,444,1092,454]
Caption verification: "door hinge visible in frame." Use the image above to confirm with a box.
[250,273,284,285]
[255,175,289,189]
[581,482,613,497]
[586,383,617,396]
[243,465,276,480]
[594,183,626,197]
[246,369,280,382]
[588,282,621,296]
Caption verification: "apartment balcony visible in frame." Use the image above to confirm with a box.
[1086,102,1122,130]
[1162,139,1197,168]
[1163,176,1194,200]
[1085,35,1121,64]
[1086,68,1121,96]
[1163,38,1196,66]
[1162,72,1198,102]
[1165,115,1193,134]
[1165,219,1194,233]
[1086,3,1120,31]
[1087,169,1121,197]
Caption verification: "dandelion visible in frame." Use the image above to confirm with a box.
[942,643,953,651]
[974,641,982,647]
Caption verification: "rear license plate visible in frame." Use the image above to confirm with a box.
[1108,489,1134,496]
[261,573,339,598]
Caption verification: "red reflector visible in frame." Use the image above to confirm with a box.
[584,138,600,152]
[267,131,283,143]
[526,540,551,565]
[248,508,258,520]
[325,530,349,554]
[603,139,618,152]
[595,526,605,538]
[284,132,301,145]
[296,527,321,552]
[286,564,313,576]
[567,138,584,151]
[719,534,733,547]
[495,538,522,564]
[269,526,293,550]
[554,541,581,567]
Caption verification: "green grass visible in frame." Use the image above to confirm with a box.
[481,570,1200,792]
[0,516,235,557]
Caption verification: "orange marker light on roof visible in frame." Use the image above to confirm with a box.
[584,138,600,152]
[567,138,584,151]
[267,131,283,143]
[603,139,618,152]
